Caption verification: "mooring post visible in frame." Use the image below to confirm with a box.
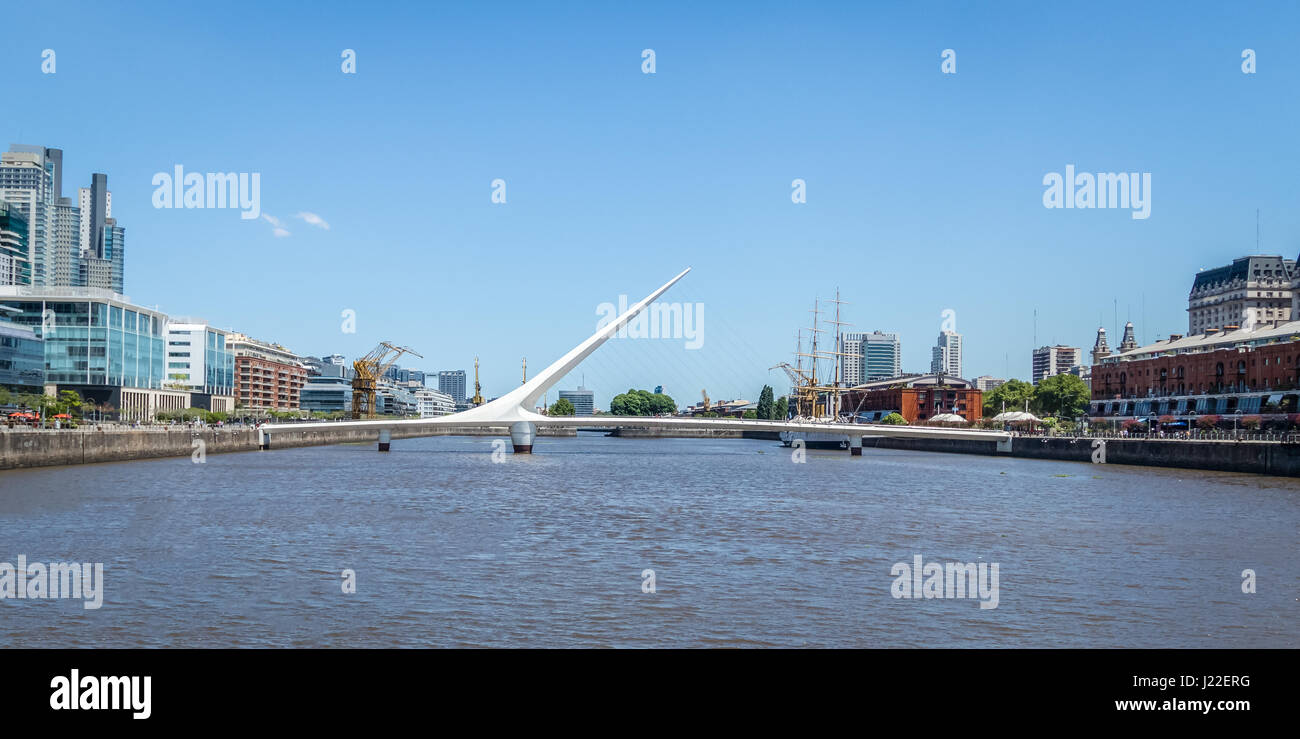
[378,428,392,452]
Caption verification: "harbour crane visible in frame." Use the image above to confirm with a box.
[351,342,423,419]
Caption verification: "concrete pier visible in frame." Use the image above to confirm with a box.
[510,421,536,453]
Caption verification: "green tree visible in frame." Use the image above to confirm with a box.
[772,395,788,420]
[648,392,676,415]
[1033,373,1090,418]
[881,412,907,425]
[58,389,83,418]
[548,397,576,416]
[983,378,1034,417]
[609,388,676,416]
[756,385,774,420]
[742,409,758,419]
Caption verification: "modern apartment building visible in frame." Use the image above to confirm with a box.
[0,201,29,286]
[1188,255,1294,334]
[438,369,467,405]
[929,330,962,377]
[1032,345,1081,384]
[973,376,1005,392]
[414,387,456,417]
[228,333,307,411]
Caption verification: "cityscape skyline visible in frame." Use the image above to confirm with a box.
[3,1,1299,409]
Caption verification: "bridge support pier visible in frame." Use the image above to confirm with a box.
[378,429,392,452]
[510,421,536,453]
[848,434,863,456]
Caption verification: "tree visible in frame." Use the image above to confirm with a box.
[881,412,907,425]
[756,385,774,420]
[742,409,758,419]
[58,390,83,418]
[1033,374,1090,418]
[983,379,1034,417]
[548,398,575,416]
[772,396,788,420]
[609,389,676,416]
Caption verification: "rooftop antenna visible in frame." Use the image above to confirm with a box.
[1257,208,1260,251]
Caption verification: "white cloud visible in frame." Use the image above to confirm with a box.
[295,211,330,230]
[261,214,290,237]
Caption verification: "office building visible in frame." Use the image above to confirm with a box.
[1188,255,1294,334]
[300,373,352,414]
[0,306,44,391]
[558,386,595,415]
[929,330,962,377]
[438,369,467,405]
[164,320,236,412]
[973,376,1004,392]
[0,285,188,419]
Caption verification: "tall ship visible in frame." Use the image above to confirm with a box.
[772,291,862,449]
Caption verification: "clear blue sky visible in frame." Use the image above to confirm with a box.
[5,1,1299,408]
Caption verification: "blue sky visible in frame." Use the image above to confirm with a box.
[5,1,1299,408]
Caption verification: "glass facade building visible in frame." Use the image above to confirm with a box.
[0,316,44,391]
[0,287,169,389]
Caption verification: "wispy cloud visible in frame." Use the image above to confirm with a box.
[262,213,291,237]
[295,211,330,230]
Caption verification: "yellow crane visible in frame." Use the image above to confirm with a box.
[701,389,710,413]
[351,342,423,419]
[471,356,485,406]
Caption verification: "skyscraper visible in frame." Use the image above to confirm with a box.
[0,146,55,285]
[930,330,962,377]
[842,331,902,385]
[0,201,29,286]
[0,147,124,292]
[863,331,901,381]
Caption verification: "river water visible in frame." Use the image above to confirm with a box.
[0,435,1296,647]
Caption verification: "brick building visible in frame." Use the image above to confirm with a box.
[841,374,983,425]
[1090,321,1300,418]
[228,332,307,411]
